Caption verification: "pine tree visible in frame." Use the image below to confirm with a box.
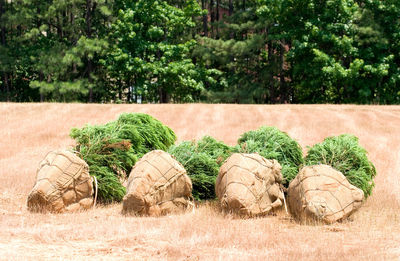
[193,0,289,103]
[104,0,206,103]
[27,0,113,102]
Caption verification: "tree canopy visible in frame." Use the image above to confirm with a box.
[0,0,399,103]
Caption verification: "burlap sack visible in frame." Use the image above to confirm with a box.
[288,164,364,224]
[122,150,193,216]
[27,150,94,213]
[216,153,284,216]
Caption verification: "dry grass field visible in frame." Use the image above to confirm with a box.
[1,103,400,260]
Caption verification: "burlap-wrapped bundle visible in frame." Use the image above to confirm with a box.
[216,153,284,216]
[288,164,364,224]
[122,150,193,216]
[27,150,94,213]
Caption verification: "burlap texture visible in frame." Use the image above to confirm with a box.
[216,153,284,216]
[288,164,364,224]
[27,150,94,213]
[122,150,193,216]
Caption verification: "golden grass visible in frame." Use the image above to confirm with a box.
[1,103,400,260]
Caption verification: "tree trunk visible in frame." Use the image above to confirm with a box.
[70,9,74,24]
[159,87,170,103]
[39,72,44,102]
[36,6,44,102]
[210,0,214,36]
[86,0,92,38]
[56,15,63,38]
[118,79,122,101]
[0,0,9,101]
[87,60,93,102]
[201,0,208,36]
[229,0,234,38]
[2,73,9,101]
[0,0,4,45]
[86,0,93,102]
[216,0,220,38]
[70,5,77,72]
[267,39,276,104]
[279,41,288,103]
[127,84,131,103]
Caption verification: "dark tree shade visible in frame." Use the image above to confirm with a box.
[0,0,399,104]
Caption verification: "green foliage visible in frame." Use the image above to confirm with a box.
[257,0,400,104]
[193,3,274,104]
[0,0,113,102]
[278,0,361,103]
[70,113,176,203]
[1,0,400,103]
[305,134,376,197]
[168,136,234,200]
[237,126,304,185]
[104,0,210,103]
[356,0,400,103]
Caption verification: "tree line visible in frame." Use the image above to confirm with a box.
[0,0,399,104]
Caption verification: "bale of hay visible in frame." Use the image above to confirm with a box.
[168,136,234,200]
[305,134,376,197]
[216,153,284,216]
[122,150,193,216]
[70,113,176,203]
[288,165,364,224]
[237,126,303,186]
[27,150,94,213]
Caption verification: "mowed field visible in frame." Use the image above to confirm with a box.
[1,103,400,260]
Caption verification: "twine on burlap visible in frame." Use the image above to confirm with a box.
[27,150,95,213]
[217,153,285,216]
[288,165,364,223]
[124,150,193,215]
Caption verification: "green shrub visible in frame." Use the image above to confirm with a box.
[237,126,304,186]
[70,113,176,203]
[168,136,234,200]
[305,134,376,197]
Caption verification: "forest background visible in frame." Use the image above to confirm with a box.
[1,0,399,104]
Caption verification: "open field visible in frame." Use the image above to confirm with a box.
[1,103,400,260]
